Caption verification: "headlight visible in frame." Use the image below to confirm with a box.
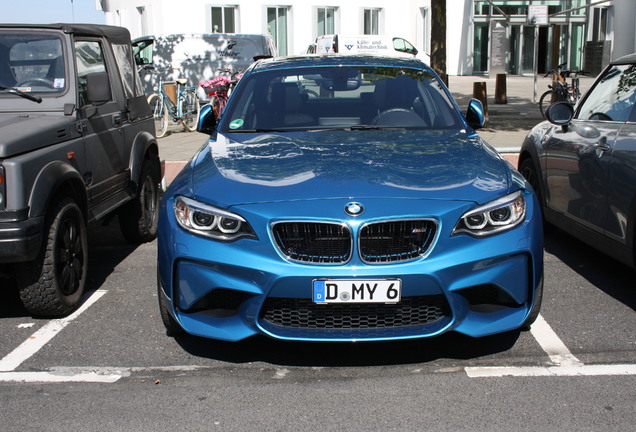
[173,196,257,241]
[453,191,526,237]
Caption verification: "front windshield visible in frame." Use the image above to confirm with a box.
[220,65,461,132]
[0,33,66,95]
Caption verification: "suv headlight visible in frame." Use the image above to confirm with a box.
[174,196,257,241]
[453,191,526,237]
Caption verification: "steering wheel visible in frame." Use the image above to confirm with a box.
[372,108,427,127]
[589,112,612,121]
[302,89,319,98]
[16,78,55,89]
[372,108,413,124]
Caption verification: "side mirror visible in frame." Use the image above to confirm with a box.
[466,98,485,129]
[197,104,217,135]
[86,72,111,105]
[545,101,574,126]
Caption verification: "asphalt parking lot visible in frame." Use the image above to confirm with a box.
[1,74,635,431]
[1,219,635,431]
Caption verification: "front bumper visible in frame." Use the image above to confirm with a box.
[0,210,42,263]
[157,193,543,342]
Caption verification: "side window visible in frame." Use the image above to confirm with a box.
[74,40,108,106]
[132,39,154,66]
[113,43,144,98]
[393,38,417,55]
[577,65,636,122]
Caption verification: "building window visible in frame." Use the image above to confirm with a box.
[268,7,288,56]
[136,6,148,36]
[317,7,336,37]
[363,9,380,35]
[211,6,236,33]
[592,7,609,41]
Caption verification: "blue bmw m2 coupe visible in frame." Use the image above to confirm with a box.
[157,54,543,342]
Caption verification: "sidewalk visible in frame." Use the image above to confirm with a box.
[157,75,596,184]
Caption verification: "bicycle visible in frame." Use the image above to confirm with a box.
[539,63,588,118]
[199,68,243,121]
[147,72,200,138]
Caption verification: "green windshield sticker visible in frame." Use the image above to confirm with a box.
[229,119,244,129]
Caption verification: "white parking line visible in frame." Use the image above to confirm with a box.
[465,314,636,378]
[2,303,634,382]
[529,314,583,366]
[465,364,636,378]
[0,371,122,383]
[0,290,107,372]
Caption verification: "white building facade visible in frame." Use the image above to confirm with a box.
[98,0,633,76]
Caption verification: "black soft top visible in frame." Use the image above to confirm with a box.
[0,23,131,45]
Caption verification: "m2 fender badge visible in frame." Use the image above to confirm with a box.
[345,202,364,216]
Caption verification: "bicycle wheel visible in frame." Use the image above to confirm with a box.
[567,87,580,105]
[148,93,169,137]
[180,90,200,132]
[539,90,558,119]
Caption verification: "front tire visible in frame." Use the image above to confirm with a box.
[148,93,169,138]
[119,157,160,243]
[539,90,558,118]
[16,198,88,317]
[181,90,200,132]
[522,278,543,330]
[158,269,184,336]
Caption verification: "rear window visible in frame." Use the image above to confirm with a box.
[221,65,461,132]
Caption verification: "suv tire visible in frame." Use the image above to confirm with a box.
[16,198,88,317]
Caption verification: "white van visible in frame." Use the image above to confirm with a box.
[313,34,429,63]
[133,33,276,101]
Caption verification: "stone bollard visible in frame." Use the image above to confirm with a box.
[495,73,507,104]
[473,81,489,122]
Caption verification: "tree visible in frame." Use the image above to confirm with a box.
[430,0,447,86]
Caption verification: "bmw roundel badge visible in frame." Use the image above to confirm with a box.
[345,202,364,216]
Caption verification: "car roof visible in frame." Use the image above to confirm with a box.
[0,23,131,45]
[251,54,429,73]
[132,33,269,43]
[611,52,636,65]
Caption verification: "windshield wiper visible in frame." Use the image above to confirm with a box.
[0,85,42,103]
[228,128,290,133]
[349,125,381,130]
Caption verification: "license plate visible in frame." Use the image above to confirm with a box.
[312,279,401,304]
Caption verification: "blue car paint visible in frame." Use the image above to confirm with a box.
[186,130,511,207]
[157,55,543,342]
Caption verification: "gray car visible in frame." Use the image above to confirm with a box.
[519,53,636,268]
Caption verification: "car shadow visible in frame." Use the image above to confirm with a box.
[85,215,141,292]
[0,215,140,318]
[172,330,521,367]
[544,228,636,311]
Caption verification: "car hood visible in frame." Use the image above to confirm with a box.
[0,113,77,158]
[184,129,514,206]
